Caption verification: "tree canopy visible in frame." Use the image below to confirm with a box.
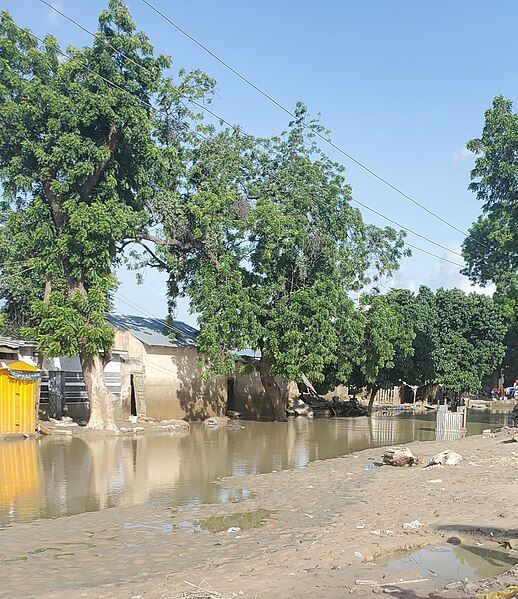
[149,106,407,419]
[462,96,518,384]
[0,0,211,428]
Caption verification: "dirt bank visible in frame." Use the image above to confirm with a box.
[1,427,517,598]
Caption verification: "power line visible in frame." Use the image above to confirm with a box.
[35,1,465,262]
[137,0,488,251]
[114,290,182,336]
[404,243,463,268]
[16,10,464,268]
[0,265,37,282]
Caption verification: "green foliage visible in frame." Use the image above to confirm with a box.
[352,287,507,395]
[462,95,517,284]
[348,290,415,391]
[154,104,407,387]
[462,95,518,382]
[0,2,211,360]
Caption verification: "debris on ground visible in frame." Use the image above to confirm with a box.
[298,394,367,417]
[383,446,418,467]
[402,520,423,529]
[37,421,73,436]
[426,450,462,467]
[174,581,240,598]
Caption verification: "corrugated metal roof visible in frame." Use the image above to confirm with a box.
[0,336,36,349]
[107,313,198,348]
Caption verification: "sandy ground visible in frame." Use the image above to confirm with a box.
[1,427,517,598]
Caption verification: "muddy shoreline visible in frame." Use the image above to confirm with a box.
[1,427,517,598]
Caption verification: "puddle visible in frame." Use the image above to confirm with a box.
[121,508,275,536]
[200,508,276,533]
[380,544,518,583]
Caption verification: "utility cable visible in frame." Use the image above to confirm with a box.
[137,0,487,250]
[18,12,465,267]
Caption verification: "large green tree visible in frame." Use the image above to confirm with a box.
[0,2,210,429]
[150,107,407,420]
[431,288,507,395]
[349,290,415,415]
[351,287,507,402]
[462,96,518,383]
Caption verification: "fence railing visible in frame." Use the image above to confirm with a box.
[436,406,466,441]
[39,370,121,419]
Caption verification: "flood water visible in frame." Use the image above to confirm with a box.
[381,543,518,583]
[0,412,506,528]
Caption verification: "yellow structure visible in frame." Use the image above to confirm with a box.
[0,360,40,435]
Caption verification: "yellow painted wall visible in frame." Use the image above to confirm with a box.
[0,362,39,435]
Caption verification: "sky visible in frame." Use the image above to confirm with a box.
[4,0,517,326]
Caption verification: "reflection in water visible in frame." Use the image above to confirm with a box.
[0,412,507,527]
[380,543,518,582]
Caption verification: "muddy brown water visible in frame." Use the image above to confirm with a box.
[0,412,506,528]
[379,543,518,584]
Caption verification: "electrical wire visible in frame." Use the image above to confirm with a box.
[137,0,488,250]
[18,10,465,267]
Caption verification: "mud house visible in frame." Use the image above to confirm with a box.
[107,313,230,421]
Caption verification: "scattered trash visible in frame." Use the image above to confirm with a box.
[204,417,228,428]
[426,450,462,467]
[128,415,138,424]
[355,522,365,529]
[370,529,382,536]
[354,551,364,559]
[403,520,423,529]
[226,526,241,533]
[427,479,443,484]
[383,446,418,467]
[482,428,492,435]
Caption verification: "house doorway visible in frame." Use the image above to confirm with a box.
[130,374,138,417]
[227,378,235,413]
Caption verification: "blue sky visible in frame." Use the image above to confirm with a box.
[6,0,517,325]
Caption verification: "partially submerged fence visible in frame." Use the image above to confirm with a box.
[435,405,467,441]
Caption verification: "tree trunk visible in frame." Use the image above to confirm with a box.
[81,354,117,431]
[258,355,287,421]
[367,385,379,416]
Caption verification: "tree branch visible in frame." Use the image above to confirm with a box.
[134,240,170,270]
[80,125,122,199]
[141,233,221,271]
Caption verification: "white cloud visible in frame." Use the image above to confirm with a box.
[383,245,495,297]
[46,2,63,27]
[452,147,475,170]
[423,244,495,296]
[385,265,418,294]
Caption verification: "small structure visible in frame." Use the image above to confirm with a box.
[0,360,40,435]
[108,314,228,421]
